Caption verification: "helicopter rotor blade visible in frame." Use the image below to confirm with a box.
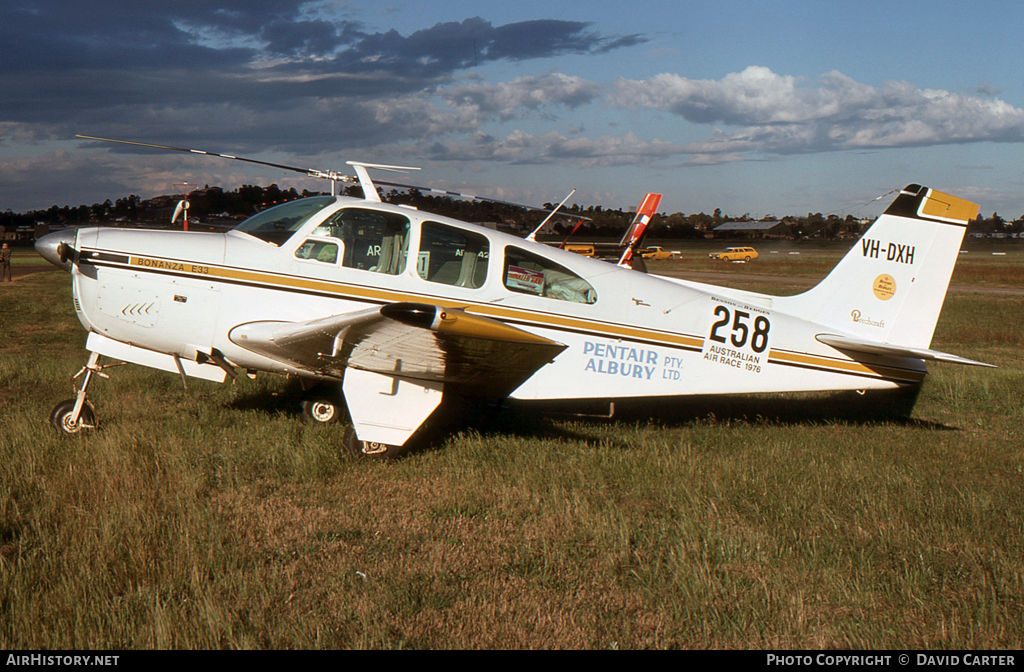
[373,180,589,220]
[74,134,353,184]
[74,134,586,221]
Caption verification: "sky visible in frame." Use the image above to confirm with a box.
[4,0,1024,220]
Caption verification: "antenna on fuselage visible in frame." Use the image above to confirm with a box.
[347,162,421,202]
[525,189,575,242]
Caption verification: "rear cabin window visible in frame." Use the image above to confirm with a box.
[294,239,339,264]
[416,222,489,289]
[503,247,597,304]
[312,208,410,275]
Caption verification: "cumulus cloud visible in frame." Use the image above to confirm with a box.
[408,130,686,168]
[611,66,1024,158]
[416,66,1024,169]
[0,2,643,153]
[438,73,603,122]
[5,3,1024,213]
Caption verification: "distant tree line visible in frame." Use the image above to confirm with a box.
[3,183,1020,242]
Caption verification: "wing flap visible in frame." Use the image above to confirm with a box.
[816,334,994,368]
[229,302,567,397]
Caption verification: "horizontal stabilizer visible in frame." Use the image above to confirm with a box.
[816,334,994,368]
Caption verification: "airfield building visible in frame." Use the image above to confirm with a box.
[711,220,786,239]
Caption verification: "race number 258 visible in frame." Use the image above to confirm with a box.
[708,305,770,353]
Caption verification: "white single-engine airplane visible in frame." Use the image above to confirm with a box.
[37,137,991,458]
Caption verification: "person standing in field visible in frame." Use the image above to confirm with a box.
[0,243,11,282]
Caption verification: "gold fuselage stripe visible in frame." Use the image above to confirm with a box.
[767,350,925,382]
[120,253,921,383]
[125,254,705,349]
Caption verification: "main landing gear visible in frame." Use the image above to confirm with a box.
[342,425,408,460]
[301,396,342,425]
[298,383,406,460]
[50,351,115,435]
[299,383,343,425]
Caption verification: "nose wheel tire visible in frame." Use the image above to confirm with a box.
[50,399,97,435]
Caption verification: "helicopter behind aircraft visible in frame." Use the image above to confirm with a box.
[35,136,990,458]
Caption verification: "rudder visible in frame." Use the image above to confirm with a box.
[778,185,979,349]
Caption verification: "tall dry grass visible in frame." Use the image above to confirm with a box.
[1,259,1022,649]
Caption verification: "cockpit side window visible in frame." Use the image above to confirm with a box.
[312,208,410,275]
[503,246,597,304]
[416,222,489,288]
[233,196,336,246]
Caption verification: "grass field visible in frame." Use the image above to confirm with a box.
[6,247,55,267]
[1,253,1022,649]
[646,238,1024,287]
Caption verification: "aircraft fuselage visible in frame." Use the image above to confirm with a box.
[62,195,923,407]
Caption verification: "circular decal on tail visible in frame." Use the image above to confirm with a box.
[873,274,896,301]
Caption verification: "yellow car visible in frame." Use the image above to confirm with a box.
[640,246,676,260]
[563,243,596,257]
[709,246,758,262]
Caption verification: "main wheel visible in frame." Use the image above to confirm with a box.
[49,399,97,435]
[302,398,341,424]
[342,426,409,460]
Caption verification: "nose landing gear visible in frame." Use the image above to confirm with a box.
[50,351,116,435]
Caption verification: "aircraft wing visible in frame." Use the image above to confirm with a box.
[815,334,994,368]
[229,302,568,398]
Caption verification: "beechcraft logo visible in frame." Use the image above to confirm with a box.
[851,310,884,328]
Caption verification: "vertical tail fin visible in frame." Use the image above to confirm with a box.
[778,185,979,348]
[618,193,663,269]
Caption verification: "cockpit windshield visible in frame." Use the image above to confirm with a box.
[233,196,336,246]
